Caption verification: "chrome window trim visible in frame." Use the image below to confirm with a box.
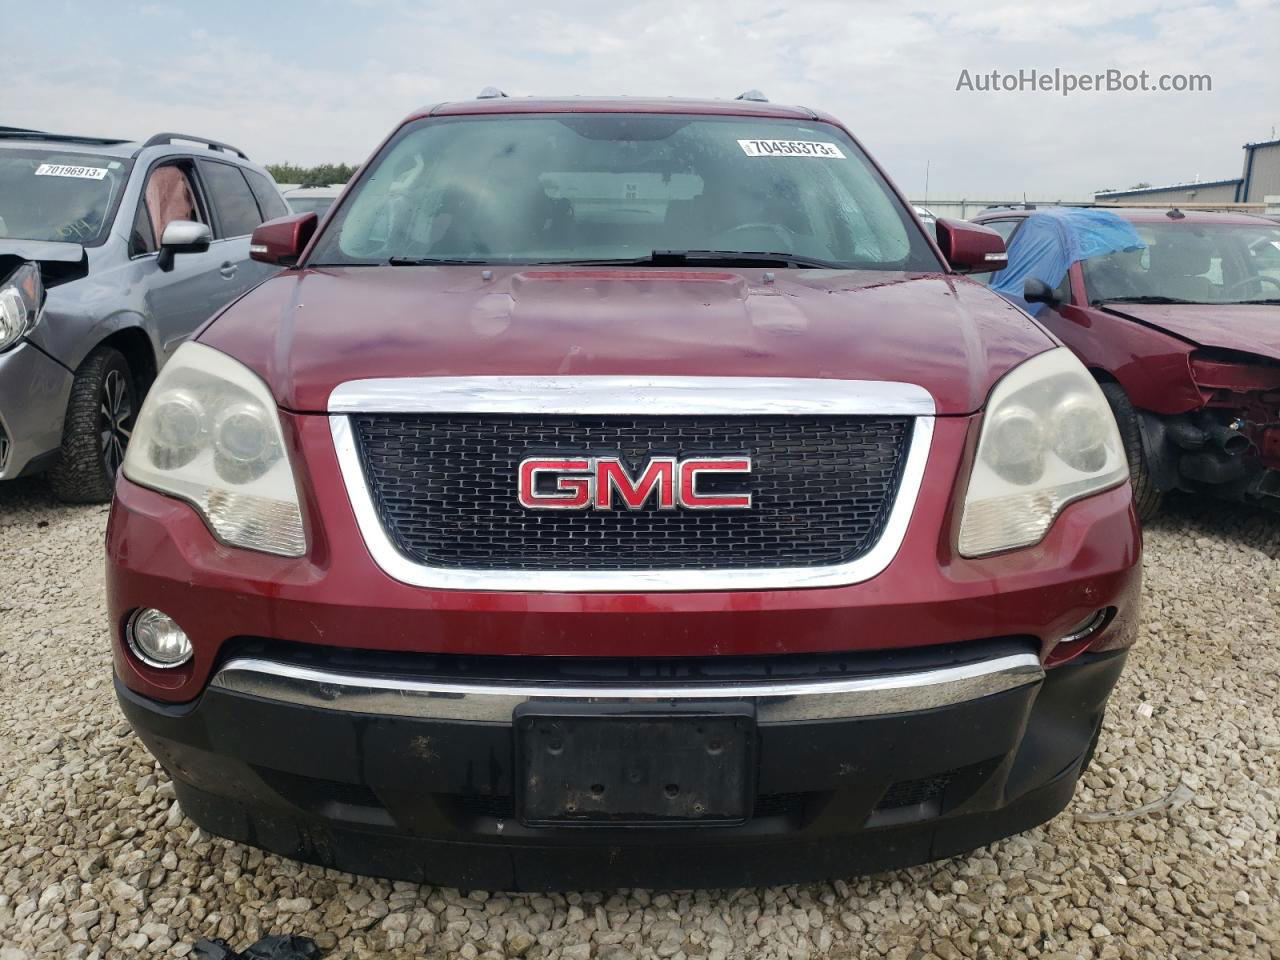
[328,375,935,592]
[210,653,1043,725]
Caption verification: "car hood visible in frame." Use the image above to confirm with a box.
[1101,302,1280,361]
[0,239,88,287]
[199,266,1054,416]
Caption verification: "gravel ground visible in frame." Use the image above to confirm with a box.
[1,478,1277,960]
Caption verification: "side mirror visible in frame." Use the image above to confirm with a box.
[157,220,212,272]
[250,213,318,266]
[936,218,1008,274]
[1023,277,1060,305]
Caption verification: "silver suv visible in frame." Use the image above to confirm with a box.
[0,127,287,501]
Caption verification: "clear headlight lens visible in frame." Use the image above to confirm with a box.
[958,348,1128,557]
[123,342,306,556]
[0,262,44,352]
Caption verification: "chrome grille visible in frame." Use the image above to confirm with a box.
[352,414,913,571]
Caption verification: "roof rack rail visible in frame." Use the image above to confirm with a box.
[735,89,769,102]
[134,133,248,160]
[0,126,130,146]
[477,86,509,99]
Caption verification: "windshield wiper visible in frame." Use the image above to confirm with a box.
[1233,298,1280,305]
[545,250,842,269]
[387,256,492,266]
[1094,295,1199,305]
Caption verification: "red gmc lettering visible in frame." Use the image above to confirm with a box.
[518,456,752,511]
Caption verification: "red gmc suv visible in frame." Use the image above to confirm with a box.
[107,94,1142,890]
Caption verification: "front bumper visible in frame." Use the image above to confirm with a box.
[107,410,1141,887]
[117,647,1127,890]
[0,342,72,478]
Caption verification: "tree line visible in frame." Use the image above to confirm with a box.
[265,163,358,186]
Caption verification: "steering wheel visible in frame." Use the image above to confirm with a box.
[714,222,792,248]
[1225,275,1280,296]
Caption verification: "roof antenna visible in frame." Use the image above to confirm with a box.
[1167,207,1186,219]
[735,89,769,102]
[477,86,508,99]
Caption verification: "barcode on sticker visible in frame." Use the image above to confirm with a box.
[738,139,845,158]
[35,164,109,180]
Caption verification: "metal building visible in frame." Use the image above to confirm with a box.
[1240,138,1280,202]
[1095,136,1280,208]
[1093,178,1241,206]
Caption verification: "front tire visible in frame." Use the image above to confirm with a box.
[1100,382,1163,522]
[49,346,137,504]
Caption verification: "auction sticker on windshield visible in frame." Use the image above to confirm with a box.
[35,164,109,180]
[738,139,846,158]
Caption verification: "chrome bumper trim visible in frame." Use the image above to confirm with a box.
[327,375,936,593]
[209,653,1044,724]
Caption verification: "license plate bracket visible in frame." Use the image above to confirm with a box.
[515,704,756,827]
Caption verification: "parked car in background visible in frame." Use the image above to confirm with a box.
[972,206,1280,518]
[0,127,289,501]
[283,185,343,217]
[913,205,937,230]
[109,94,1141,890]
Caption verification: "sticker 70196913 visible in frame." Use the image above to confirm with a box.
[35,164,109,180]
[737,139,846,158]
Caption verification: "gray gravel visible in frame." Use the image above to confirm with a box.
[1,476,1277,959]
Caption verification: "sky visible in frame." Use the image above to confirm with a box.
[6,0,1278,200]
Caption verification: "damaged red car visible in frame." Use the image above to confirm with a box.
[107,95,1141,890]
[973,207,1280,518]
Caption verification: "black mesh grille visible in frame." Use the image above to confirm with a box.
[874,772,956,811]
[353,414,913,571]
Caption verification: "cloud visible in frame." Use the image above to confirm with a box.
[7,0,1277,198]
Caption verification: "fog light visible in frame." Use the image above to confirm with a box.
[1060,609,1108,644]
[127,609,193,668]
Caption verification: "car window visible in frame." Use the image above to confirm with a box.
[1083,222,1280,304]
[309,113,940,272]
[197,160,264,238]
[968,219,1022,285]
[144,163,206,242]
[0,148,132,245]
[129,200,156,257]
[244,169,290,221]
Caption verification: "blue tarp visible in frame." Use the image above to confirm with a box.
[990,208,1146,315]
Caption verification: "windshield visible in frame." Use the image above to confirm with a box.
[309,114,938,271]
[1084,221,1280,304]
[0,148,132,245]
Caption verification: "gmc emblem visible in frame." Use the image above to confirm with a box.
[518,456,753,511]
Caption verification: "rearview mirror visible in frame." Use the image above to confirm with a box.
[935,218,1008,274]
[1023,277,1060,305]
[157,220,212,272]
[250,213,319,266]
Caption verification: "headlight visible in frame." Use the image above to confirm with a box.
[958,348,1128,557]
[0,262,45,352]
[122,342,306,556]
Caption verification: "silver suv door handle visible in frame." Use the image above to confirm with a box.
[219,262,238,279]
